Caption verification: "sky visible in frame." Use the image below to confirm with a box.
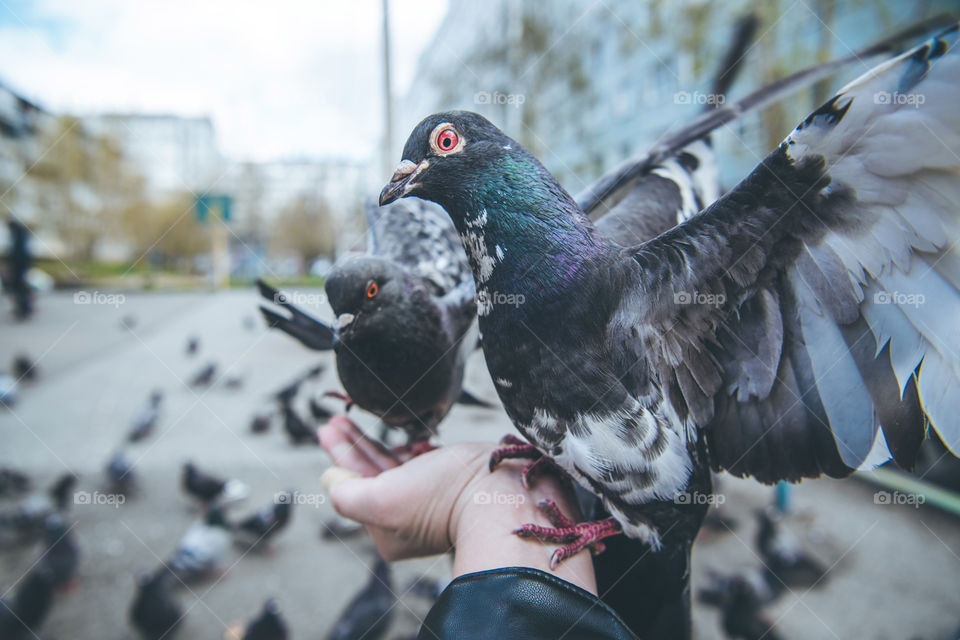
[0,0,448,163]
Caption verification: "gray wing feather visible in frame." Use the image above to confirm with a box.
[614,26,960,482]
[369,197,472,295]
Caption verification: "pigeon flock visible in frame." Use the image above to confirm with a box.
[0,343,441,640]
[2,13,959,640]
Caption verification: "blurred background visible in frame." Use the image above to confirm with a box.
[1,1,959,639]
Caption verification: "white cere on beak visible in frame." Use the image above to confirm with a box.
[337,313,355,329]
[390,160,417,182]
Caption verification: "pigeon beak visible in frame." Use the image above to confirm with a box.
[379,159,428,206]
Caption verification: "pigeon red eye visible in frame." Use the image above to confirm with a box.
[437,129,458,151]
[366,282,378,298]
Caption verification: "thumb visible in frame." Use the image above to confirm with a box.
[322,466,401,528]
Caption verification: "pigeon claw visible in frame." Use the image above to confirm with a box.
[323,390,354,412]
[519,456,563,490]
[391,440,439,460]
[488,435,542,472]
[513,500,622,569]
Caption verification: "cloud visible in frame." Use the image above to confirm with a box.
[0,0,447,162]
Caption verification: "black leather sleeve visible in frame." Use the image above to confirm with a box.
[417,567,639,639]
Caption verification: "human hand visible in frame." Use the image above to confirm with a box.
[318,416,596,593]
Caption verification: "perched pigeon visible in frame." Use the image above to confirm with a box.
[167,507,233,582]
[381,26,960,568]
[0,566,55,640]
[189,362,218,388]
[130,568,183,640]
[235,491,293,549]
[106,449,137,494]
[327,556,394,640]
[129,390,163,443]
[259,196,482,445]
[38,515,79,588]
[240,598,289,640]
[181,462,248,506]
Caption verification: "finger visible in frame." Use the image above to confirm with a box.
[321,416,400,475]
[327,473,406,530]
[318,423,382,477]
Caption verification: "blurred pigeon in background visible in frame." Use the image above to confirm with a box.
[326,556,394,640]
[38,514,79,589]
[225,598,289,640]
[128,390,163,443]
[0,566,55,640]
[189,362,218,388]
[167,507,233,583]
[181,462,248,507]
[235,491,293,550]
[130,568,183,640]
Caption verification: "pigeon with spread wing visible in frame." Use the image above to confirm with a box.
[380,26,960,566]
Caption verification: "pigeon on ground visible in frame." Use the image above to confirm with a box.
[755,508,827,588]
[282,402,318,445]
[0,566,55,640]
[258,195,483,446]
[0,373,17,407]
[185,336,200,356]
[235,491,293,549]
[0,468,30,497]
[326,556,394,640]
[271,364,325,405]
[232,598,289,640]
[14,473,77,534]
[405,575,443,602]
[250,410,273,434]
[11,355,37,382]
[167,507,233,583]
[181,462,248,507]
[309,396,335,422]
[189,362,218,388]
[130,568,183,640]
[381,26,960,570]
[129,390,163,443]
[38,515,79,588]
[698,573,783,640]
[106,450,137,494]
[320,515,365,541]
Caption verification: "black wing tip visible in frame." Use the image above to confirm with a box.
[257,278,279,301]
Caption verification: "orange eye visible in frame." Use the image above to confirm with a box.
[366,281,378,298]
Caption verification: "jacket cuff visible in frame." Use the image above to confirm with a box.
[418,567,639,639]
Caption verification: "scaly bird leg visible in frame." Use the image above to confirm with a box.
[488,434,563,489]
[515,499,622,569]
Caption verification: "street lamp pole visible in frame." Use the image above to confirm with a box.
[381,0,394,180]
